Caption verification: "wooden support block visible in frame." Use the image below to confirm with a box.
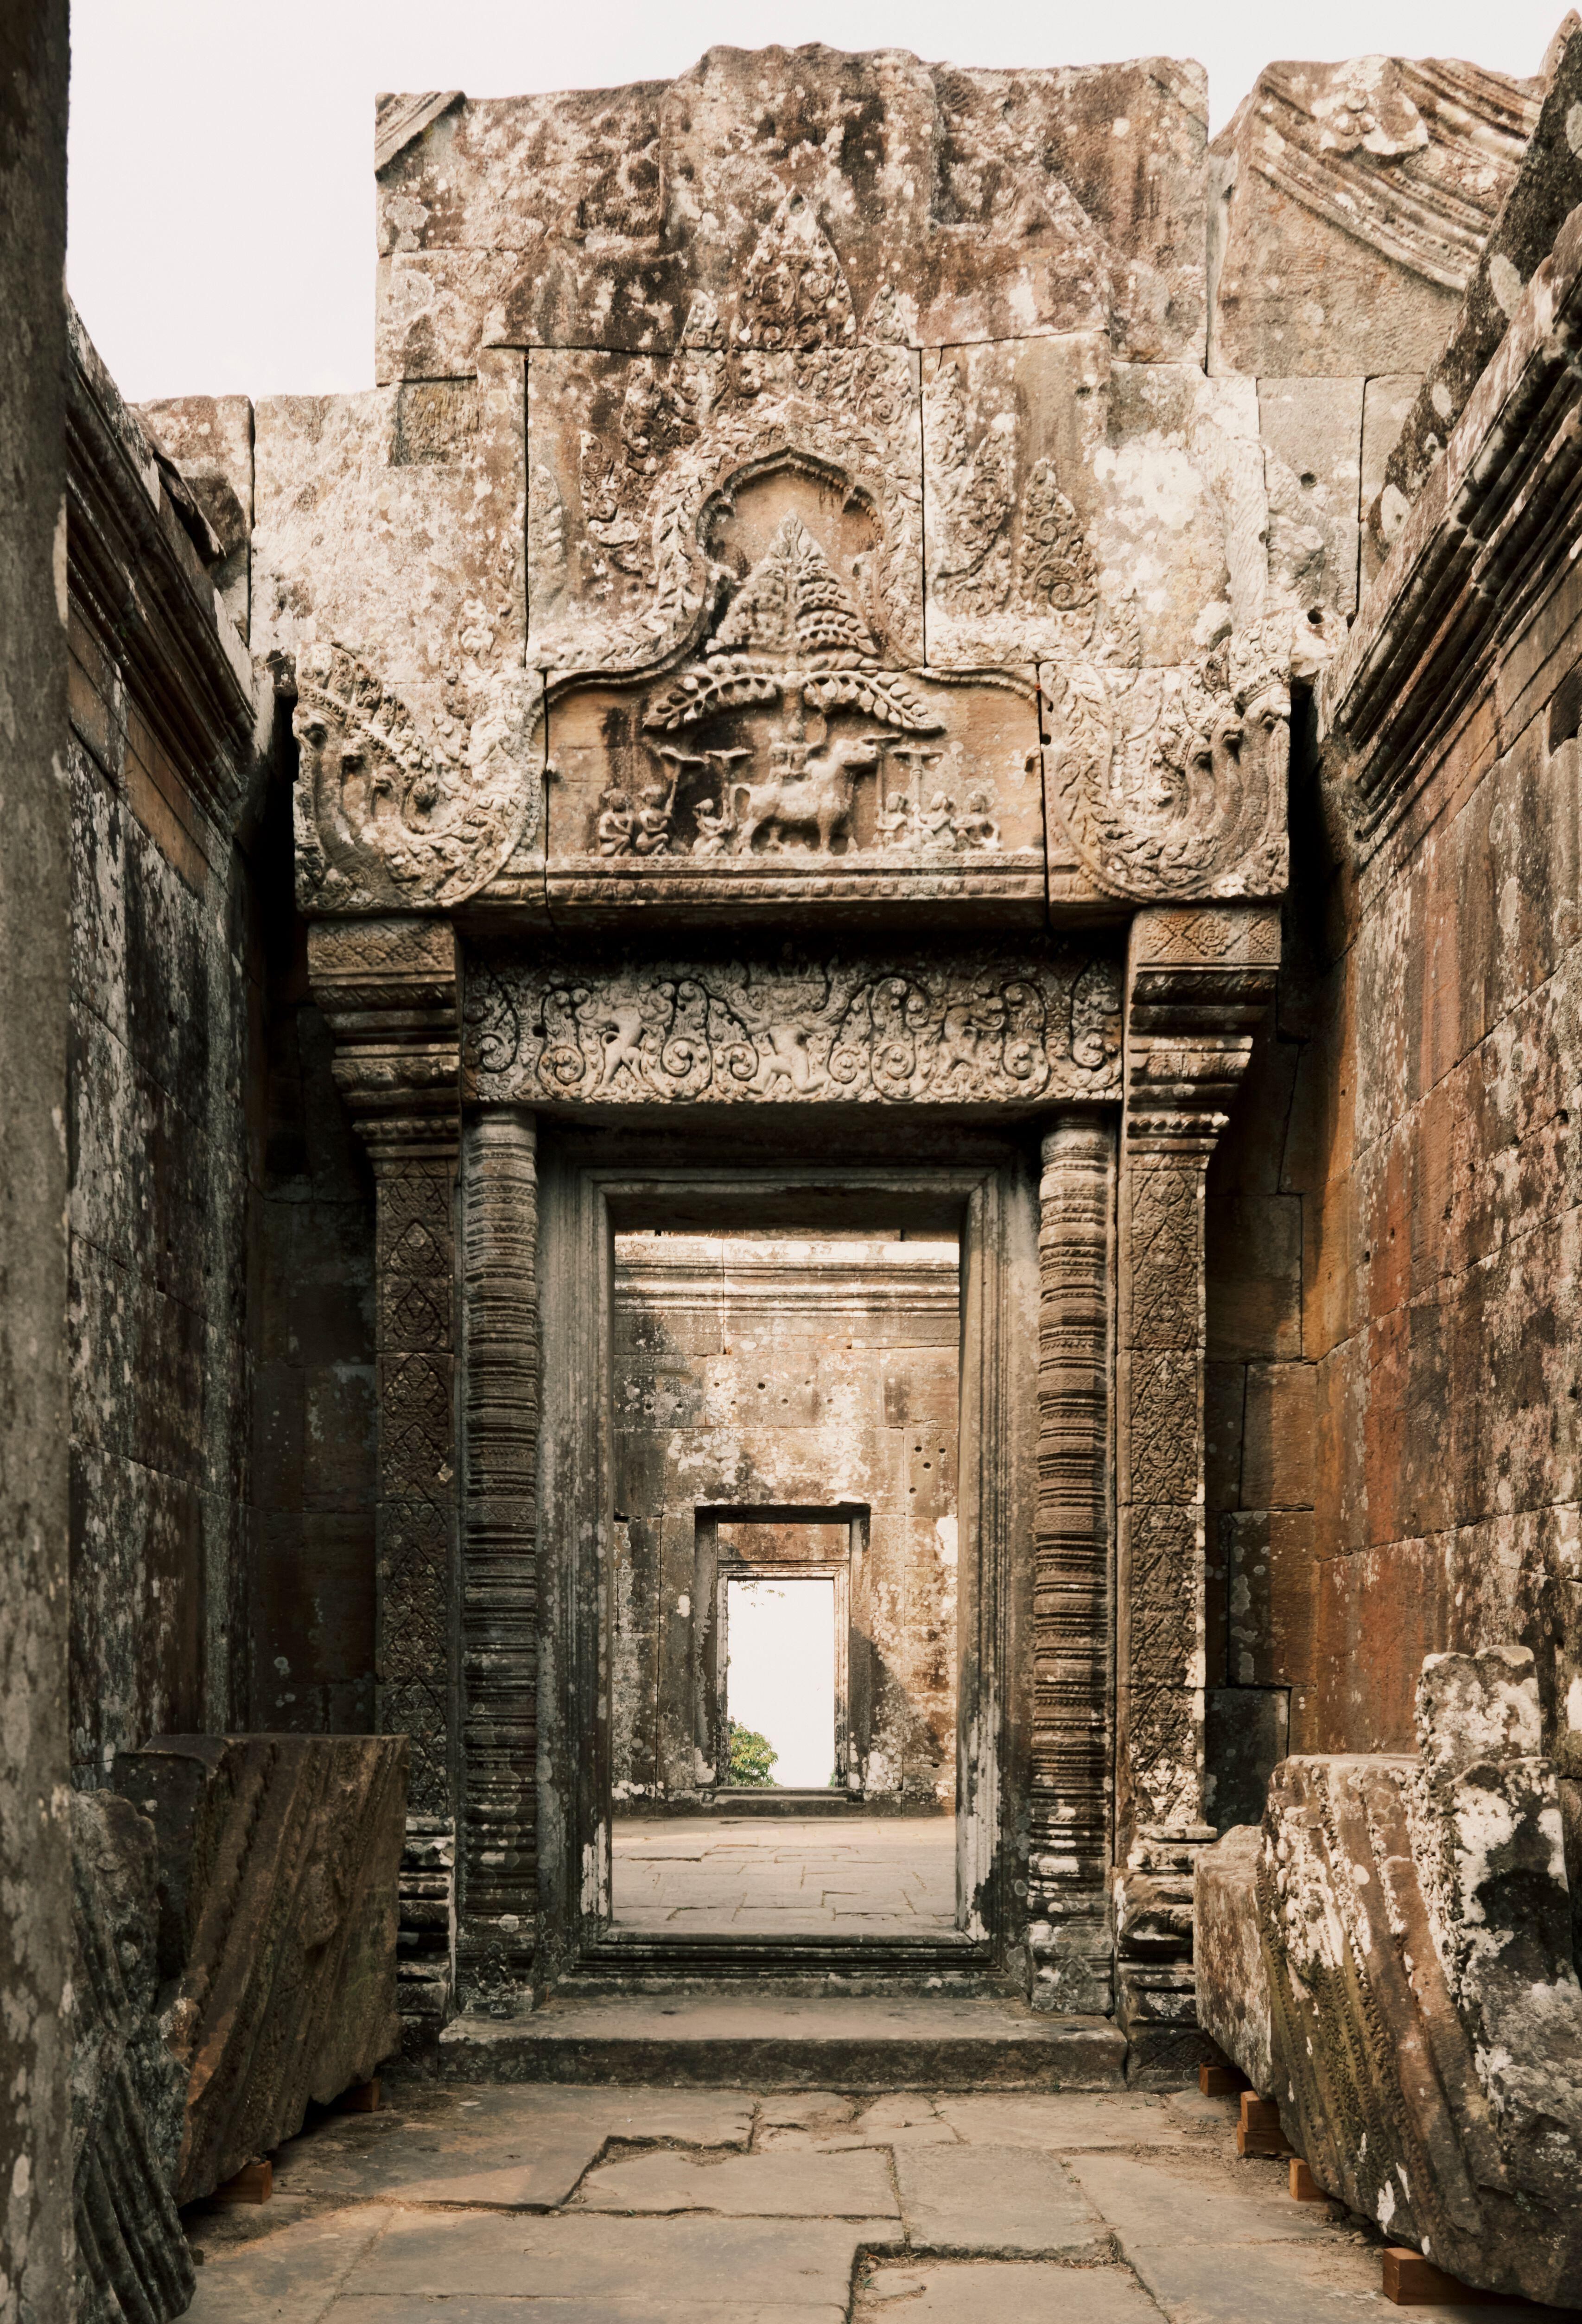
[1199,2063,1248,2096]
[1289,2158,1325,2202]
[1236,2090,1294,2159]
[337,2077,381,2114]
[1382,2248,1501,2305]
[212,2159,272,2206]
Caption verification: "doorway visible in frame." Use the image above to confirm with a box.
[534,1160,1040,1976]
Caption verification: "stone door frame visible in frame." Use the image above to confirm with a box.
[307,901,1279,2030]
[699,1505,865,1802]
[534,1158,1037,1984]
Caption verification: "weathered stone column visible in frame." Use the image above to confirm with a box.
[1115,904,1279,2071]
[458,1108,540,2010]
[1029,1112,1116,2013]
[308,917,462,2031]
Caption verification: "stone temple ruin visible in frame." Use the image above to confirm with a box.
[13,11,1582,2319]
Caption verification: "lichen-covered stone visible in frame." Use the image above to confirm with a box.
[375,50,1208,378]
[1258,1647,1582,2305]
[114,1733,407,2204]
[1192,1823,1274,2095]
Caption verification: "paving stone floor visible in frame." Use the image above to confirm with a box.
[610,1815,957,1934]
[182,2079,1576,2321]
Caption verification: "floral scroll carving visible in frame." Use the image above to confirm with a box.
[464,949,1121,1108]
[293,642,541,913]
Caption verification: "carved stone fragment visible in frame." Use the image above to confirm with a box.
[465,946,1122,1110]
[1191,1822,1275,2095]
[1212,56,1538,378]
[252,357,541,915]
[71,1791,194,2324]
[1249,1648,1582,2305]
[113,1734,407,2205]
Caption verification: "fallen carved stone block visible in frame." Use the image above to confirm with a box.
[1192,1822,1275,2098]
[114,1733,407,2205]
[1200,1647,1582,2306]
[71,1789,195,2324]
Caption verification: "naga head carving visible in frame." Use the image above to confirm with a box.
[1042,622,1291,903]
[292,642,541,914]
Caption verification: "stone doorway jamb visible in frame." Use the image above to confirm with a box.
[1113,902,1280,2072]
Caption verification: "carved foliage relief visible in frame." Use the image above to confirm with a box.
[464,948,1122,1109]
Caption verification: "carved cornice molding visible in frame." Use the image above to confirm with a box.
[1124,905,1282,1151]
[65,301,260,833]
[307,916,462,1154]
[1322,202,1582,855]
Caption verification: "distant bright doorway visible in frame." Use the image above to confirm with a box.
[724,1574,837,1790]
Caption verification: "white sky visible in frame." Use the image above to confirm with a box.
[727,1576,836,1786]
[67,0,1575,404]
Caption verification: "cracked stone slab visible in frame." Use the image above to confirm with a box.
[574,2145,899,2216]
[935,2094,1189,2150]
[761,2095,956,2150]
[1122,2235,1570,2324]
[1066,2153,1340,2245]
[344,2208,896,2305]
[268,2084,755,2213]
[896,2146,1106,2254]
[857,2260,1166,2321]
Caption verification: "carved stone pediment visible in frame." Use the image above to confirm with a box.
[293,643,542,914]
[464,945,1122,1109]
[535,491,1048,922]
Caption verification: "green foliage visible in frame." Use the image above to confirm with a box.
[726,1720,779,1787]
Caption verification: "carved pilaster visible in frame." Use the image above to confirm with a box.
[1029,1114,1116,2014]
[458,1108,540,2011]
[308,917,461,2028]
[1115,904,1279,2059]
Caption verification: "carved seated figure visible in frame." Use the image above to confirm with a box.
[632,781,675,855]
[876,791,915,847]
[692,796,736,857]
[954,790,1000,851]
[920,789,958,845]
[596,787,635,855]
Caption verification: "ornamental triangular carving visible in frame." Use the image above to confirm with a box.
[737,190,856,350]
[713,515,877,659]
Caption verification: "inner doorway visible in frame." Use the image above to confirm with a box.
[607,1223,961,1941]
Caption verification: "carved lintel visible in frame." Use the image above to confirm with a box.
[1115,905,1279,2018]
[465,945,1122,1109]
[308,917,463,2018]
[1030,1113,1116,2014]
[458,1109,540,2011]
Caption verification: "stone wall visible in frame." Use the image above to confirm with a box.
[1307,192,1582,1762]
[611,1232,959,1807]
[0,4,75,2312]
[65,315,262,1785]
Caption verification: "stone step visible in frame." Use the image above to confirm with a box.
[437,1993,1128,2090]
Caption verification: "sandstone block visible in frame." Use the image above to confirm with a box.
[1259,1646,1582,2305]
[1192,1823,1275,2096]
[1212,57,1537,380]
[114,1732,407,2205]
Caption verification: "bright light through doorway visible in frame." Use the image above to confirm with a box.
[726,1577,835,1789]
